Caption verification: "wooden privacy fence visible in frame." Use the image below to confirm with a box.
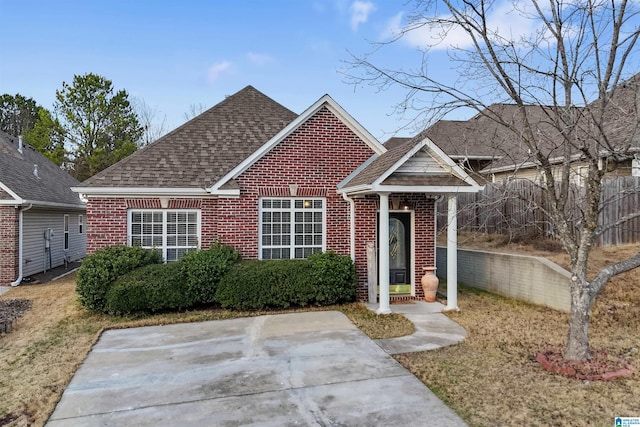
[437,176,640,247]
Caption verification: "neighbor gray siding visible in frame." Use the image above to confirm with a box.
[22,208,86,277]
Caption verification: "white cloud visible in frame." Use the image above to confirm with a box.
[246,52,274,66]
[384,0,545,50]
[207,61,232,84]
[350,1,375,31]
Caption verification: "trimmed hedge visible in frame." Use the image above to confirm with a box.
[105,262,189,315]
[76,245,162,312]
[180,242,239,304]
[216,251,357,310]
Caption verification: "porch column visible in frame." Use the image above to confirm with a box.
[445,194,459,311]
[377,192,391,314]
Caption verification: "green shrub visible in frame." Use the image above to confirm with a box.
[105,262,189,315]
[180,242,239,304]
[216,252,357,310]
[216,260,315,310]
[308,251,357,304]
[76,245,162,311]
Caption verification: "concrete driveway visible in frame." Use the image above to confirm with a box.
[47,311,466,426]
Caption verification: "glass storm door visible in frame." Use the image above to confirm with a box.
[388,213,411,286]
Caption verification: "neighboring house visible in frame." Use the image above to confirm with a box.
[397,73,640,184]
[72,86,482,311]
[0,131,86,287]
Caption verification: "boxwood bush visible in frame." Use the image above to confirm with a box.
[216,251,357,310]
[105,262,189,315]
[180,242,239,304]
[76,245,162,312]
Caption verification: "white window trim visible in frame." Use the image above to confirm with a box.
[63,214,69,251]
[127,209,202,261]
[258,197,326,260]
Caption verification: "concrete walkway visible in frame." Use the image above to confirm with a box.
[366,301,467,354]
[47,311,467,426]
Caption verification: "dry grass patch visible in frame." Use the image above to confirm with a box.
[0,276,411,426]
[340,303,415,339]
[402,233,640,426]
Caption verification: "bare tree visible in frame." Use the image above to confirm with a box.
[134,98,169,147]
[347,0,640,361]
[183,103,208,121]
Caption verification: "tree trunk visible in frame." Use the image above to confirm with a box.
[565,277,594,360]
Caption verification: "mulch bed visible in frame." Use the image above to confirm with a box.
[0,299,32,334]
[537,349,634,381]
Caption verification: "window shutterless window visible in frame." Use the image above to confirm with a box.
[78,214,84,234]
[128,209,200,261]
[259,198,325,259]
[63,214,69,250]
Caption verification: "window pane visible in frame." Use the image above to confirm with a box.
[273,236,281,245]
[167,236,176,246]
[272,200,281,209]
[295,200,303,209]
[314,212,322,222]
[273,212,281,222]
[282,248,290,259]
[282,212,290,222]
[154,212,163,222]
[295,248,304,259]
[262,212,271,222]
[313,200,323,209]
[187,212,196,222]
[188,224,197,234]
[262,199,271,209]
[262,236,271,246]
[131,236,141,246]
[153,236,162,246]
[143,212,153,222]
[282,235,290,245]
[132,212,142,222]
[314,235,322,245]
[262,248,272,259]
[188,236,198,246]
[132,224,141,234]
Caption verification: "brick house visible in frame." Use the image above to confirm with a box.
[72,87,482,312]
[0,131,86,287]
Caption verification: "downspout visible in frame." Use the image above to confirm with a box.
[341,193,356,261]
[11,203,33,286]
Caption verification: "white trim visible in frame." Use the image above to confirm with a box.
[339,136,484,195]
[72,187,213,198]
[0,199,85,209]
[258,197,326,260]
[449,155,500,161]
[127,208,202,261]
[63,214,69,251]
[209,95,386,193]
[0,181,21,202]
[481,153,585,174]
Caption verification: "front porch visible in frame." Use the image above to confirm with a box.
[337,136,484,314]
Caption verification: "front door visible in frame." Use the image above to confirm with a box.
[388,212,411,287]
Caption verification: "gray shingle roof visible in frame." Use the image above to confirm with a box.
[0,131,83,207]
[343,141,415,187]
[81,86,297,188]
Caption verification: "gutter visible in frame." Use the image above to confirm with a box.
[11,203,33,286]
[341,193,356,261]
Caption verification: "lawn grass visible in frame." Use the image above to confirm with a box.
[398,233,640,426]
[0,276,413,427]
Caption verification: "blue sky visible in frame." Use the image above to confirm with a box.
[1,1,636,141]
[0,0,462,140]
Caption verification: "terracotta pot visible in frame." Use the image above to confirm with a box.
[421,267,439,302]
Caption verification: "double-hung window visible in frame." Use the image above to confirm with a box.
[128,210,200,261]
[260,198,325,259]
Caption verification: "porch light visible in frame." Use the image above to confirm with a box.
[402,201,411,210]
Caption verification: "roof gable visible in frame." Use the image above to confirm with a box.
[208,94,386,195]
[0,131,84,208]
[77,86,298,193]
[339,134,482,194]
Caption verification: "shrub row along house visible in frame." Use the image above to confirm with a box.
[72,86,482,312]
[0,131,86,287]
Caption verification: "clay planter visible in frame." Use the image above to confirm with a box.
[422,267,439,302]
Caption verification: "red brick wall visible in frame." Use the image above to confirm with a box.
[0,207,19,286]
[86,198,128,253]
[216,106,375,259]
